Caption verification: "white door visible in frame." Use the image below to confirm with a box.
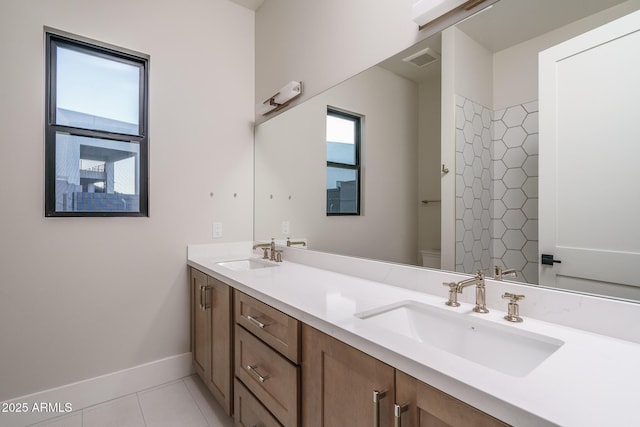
[539,10,640,300]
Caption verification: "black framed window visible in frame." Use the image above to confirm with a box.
[326,108,361,215]
[45,30,149,217]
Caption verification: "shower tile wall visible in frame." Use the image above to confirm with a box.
[455,96,492,274]
[455,96,539,283]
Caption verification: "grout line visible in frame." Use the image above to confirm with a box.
[135,392,148,427]
[135,375,192,396]
[182,377,211,427]
[82,393,129,412]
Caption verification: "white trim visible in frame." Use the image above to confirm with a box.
[1,353,193,427]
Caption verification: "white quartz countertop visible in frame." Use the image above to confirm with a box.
[187,246,640,427]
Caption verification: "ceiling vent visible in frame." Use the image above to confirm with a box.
[402,47,441,67]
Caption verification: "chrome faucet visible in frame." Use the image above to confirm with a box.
[494,266,517,281]
[443,270,489,313]
[253,238,276,260]
[286,237,306,247]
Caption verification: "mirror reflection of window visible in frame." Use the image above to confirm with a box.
[326,109,361,215]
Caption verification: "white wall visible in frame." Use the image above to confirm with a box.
[0,0,254,401]
[417,76,442,254]
[255,66,419,264]
[452,28,494,108]
[255,0,417,114]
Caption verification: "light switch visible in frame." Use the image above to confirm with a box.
[282,221,290,235]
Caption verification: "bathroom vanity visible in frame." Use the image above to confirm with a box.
[187,242,640,427]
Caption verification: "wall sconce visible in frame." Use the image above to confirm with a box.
[257,81,303,115]
[412,0,487,29]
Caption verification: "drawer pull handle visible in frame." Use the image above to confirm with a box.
[244,314,269,329]
[394,403,409,427]
[373,390,387,427]
[247,364,270,383]
[199,285,205,311]
[201,286,211,310]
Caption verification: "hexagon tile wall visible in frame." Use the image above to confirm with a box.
[455,96,539,284]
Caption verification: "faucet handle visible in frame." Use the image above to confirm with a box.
[443,282,460,307]
[502,293,525,322]
[502,292,525,302]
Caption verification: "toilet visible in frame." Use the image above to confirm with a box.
[420,249,441,269]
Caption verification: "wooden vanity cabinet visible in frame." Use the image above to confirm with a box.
[190,268,233,416]
[189,269,507,425]
[394,371,508,427]
[301,324,395,427]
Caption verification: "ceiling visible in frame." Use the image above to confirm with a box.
[457,0,627,52]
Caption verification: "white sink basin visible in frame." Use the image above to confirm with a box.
[217,259,278,271]
[355,300,563,377]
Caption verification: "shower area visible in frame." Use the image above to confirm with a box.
[454,96,539,283]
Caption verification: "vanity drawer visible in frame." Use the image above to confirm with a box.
[235,290,300,363]
[234,378,283,427]
[235,325,299,427]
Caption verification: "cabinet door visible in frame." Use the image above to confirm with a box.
[191,268,210,381]
[208,275,233,416]
[190,269,233,416]
[395,370,508,427]
[302,325,395,427]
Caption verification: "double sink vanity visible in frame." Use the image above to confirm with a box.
[187,242,640,427]
[191,1,640,424]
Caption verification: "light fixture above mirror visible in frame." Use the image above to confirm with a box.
[257,81,303,115]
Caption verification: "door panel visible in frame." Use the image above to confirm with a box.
[191,269,210,377]
[539,10,640,299]
[395,370,507,427]
[301,325,394,427]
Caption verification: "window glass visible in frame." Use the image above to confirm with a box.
[326,115,356,164]
[54,133,140,213]
[326,167,358,214]
[55,46,141,134]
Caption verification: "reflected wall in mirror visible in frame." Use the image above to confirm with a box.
[254,0,640,301]
[255,61,429,265]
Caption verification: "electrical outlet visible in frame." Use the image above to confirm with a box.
[282,220,290,235]
[213,222,223,239]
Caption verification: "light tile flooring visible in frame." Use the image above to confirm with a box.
[28,376,234,427]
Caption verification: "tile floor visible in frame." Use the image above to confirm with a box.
[28,376,234,427]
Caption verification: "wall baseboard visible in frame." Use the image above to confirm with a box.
[1,352,193,427]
